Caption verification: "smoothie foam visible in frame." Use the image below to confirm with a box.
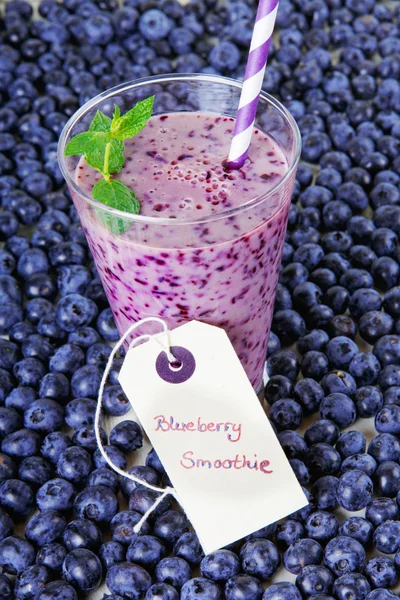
[73,112,291,389]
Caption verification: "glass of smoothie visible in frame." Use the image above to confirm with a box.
[58,74,301,392]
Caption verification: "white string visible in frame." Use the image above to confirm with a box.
[94,317,180,533]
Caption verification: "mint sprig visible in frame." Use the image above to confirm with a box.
[65,96,154,229]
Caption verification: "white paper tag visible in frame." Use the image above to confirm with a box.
[119,321,307,554]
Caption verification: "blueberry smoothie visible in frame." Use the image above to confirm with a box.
[72,112,292,390]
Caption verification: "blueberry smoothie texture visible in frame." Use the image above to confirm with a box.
[73,112,292,389]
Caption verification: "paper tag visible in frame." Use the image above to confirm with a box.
[119,321,307,554]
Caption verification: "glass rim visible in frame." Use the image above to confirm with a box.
[58,73,302,226]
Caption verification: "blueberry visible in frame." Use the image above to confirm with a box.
[263,582,302,600]
[383,287,400,321]
[25,298,53,324]
[25,509,67,547]
[339,516,374,546]
[225,575,262,600]
[305,420,340,446]
[301,351,329,380]
[153,510,190,547]
[305,511,339,544]
[63,519,103,552]
[106,562,152,600]
[267,350,300,381]
[278,431,307,460]
[373,335,400,366]
[57,446,92,484]
[24,399,64,434]
[272,310,306,344]
[376,404,400,435]
[36,542,67,572]
[280,263,309,292]
[374,461,400,497]
[379,365,400,390]
[310,268,337,291]
[56,293,98,332]
[332,574,371,600]
[65,398,96,429]
[62,548,102,594]
[372,257,400,290]
[355,387,382,420]
[312,476,339,511]
[320,393,356,429]
[68,327,100,349]
[110,420,143,452]
[373,520,400,554]
[296,565,334,597]
[320,370,357,397]
[13,357,46,388]
[146,583,179,600]
[18,456,53,488]
[102,384,130,416]
[93,445,127,471]
[307,304,335,329]
[274,284,293,312]
[74,485,119,524]
[120,465,159,499]
[37,581,78,600]
[337,470,373,510]
[71,365,102,399]
[126,534,166,570]
[99,540,125,570]
[0,536,35,575]
[96,308,119,341]
[0,574,12,600]
[324,286,350,315]
[155,556,191,589]
[349,289,383,319]
[348,216,376,244]
[366,591,397,600]
[111,510,150,546]
[283,538,323,575]
[359,311,394,344]
[297,330,329,354]
[364,557,397,589]
[181,578,221,600]
[200,550,239,582]
[41,432,72,465]
[368,433,400,463]
[239,538,280,580]
[2,428,41,458]
[266,332,280,358]
[269,399,303,431]
[0,452,17,482]
[50,343,85,375]
[275,520,305,551]
[88,467,119,493]
[173,532,203,565]
[264,376,294,406]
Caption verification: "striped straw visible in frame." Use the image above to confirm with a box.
[227,0,279,170]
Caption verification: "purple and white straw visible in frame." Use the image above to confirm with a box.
[227,0,279,170]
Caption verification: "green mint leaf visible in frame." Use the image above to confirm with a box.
[111,95,154,141]
[92,178,140,214]
[64,94,155,227]
[111,104,121,127]
[65,132,98,156]
[85,137,124,174]
[89,110,112,133]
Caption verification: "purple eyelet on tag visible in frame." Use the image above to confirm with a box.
[156,345,196,384]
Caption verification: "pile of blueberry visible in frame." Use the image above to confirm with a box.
[0,0,400,598]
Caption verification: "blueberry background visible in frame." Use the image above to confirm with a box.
[1,0,400,599]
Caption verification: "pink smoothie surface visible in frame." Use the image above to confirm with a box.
[73,112,292,389]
